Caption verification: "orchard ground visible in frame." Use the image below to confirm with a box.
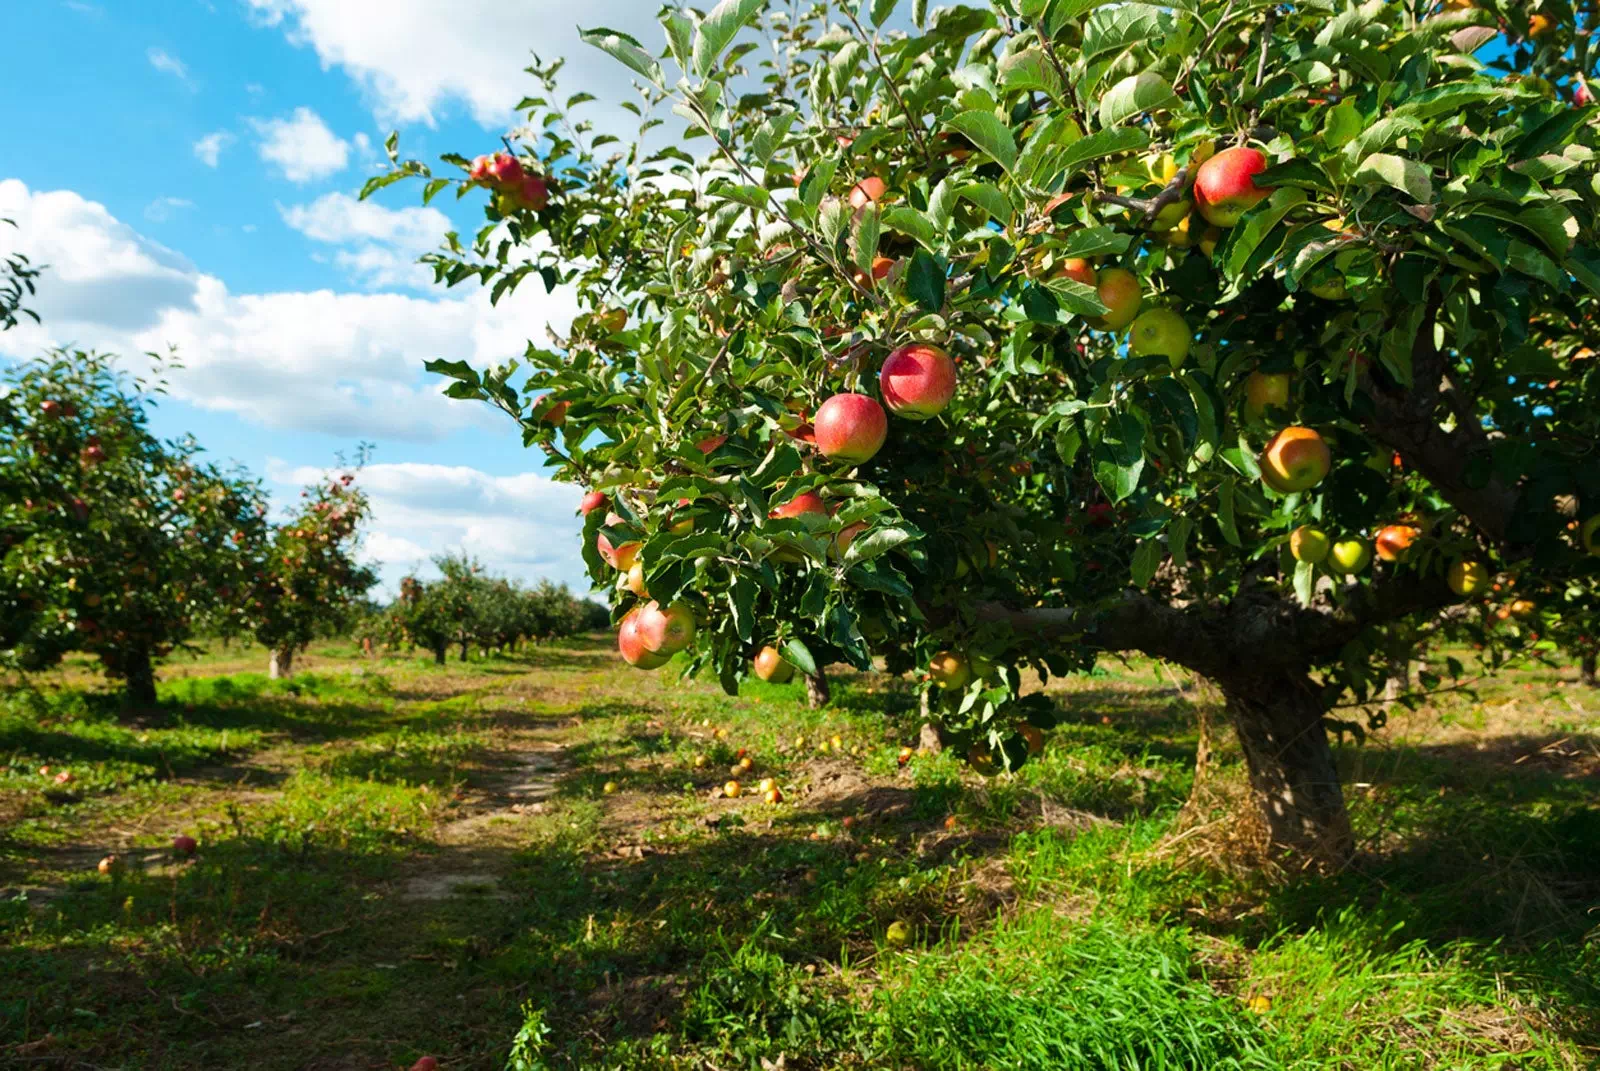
[1,637,1596,1070]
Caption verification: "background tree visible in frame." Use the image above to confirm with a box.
[378,0,1600,870]
[1,351,268,704]
[1,219,41,333]
[245,465,379,679]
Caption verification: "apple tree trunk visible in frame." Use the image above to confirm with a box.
[432,642,447,666]
[117,645,158,710]
[1217,671,1353,871]
[459,638,469,662]
[268,647,295,680]
[1583,653,1597,688]
[805,669,831,709]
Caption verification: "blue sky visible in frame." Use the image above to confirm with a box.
[0,0,672,596]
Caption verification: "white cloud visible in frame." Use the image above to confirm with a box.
[144,197,194,223]
[280,192,449,289]
[244,0,665,128]
[193,131,234,167]
[147,47,191,84]
[0,179,580,442]
[266,459,590,595]
[251,107,350,183]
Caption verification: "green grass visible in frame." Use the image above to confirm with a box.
[1,636,1596,1069]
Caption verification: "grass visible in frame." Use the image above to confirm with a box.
[0,636,1595,1069]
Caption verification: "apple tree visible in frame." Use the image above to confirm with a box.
[243,468,379,679]
[374,0,1600,868]
[1,351,269,705]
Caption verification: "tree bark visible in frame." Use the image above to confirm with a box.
[121,647,158,709]
[805,669,831,709]
[1217,671,1352,871]
[459,638,469,662]
[1583,652,1597,687]
[432,642,447,666]
[268,647,295,680]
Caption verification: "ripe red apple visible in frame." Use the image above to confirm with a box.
[486,152,524,186]
[1259,426,1331,493]
[753,646,794,683]
[1089,268,1142,331]
[1577,82,1593,107]
[1374,524,1421,562]
[70,498,90,523]
[41,399,62,418]
[770,491,827,521]
[814,394,887,464]
[618,611,670,669]
[1195,147,1272,227]
[538,399,569,425]
[1244,371,1291,419]
[579,491,607,516]
[469,155,493,181]
[854,255,895,287]
[1127,308,1190,368]
[1057,258,1097,287]
[597,528,641,571]
[636,600,696,654]
[848,176,887,209]
[516,173,549,210]
[879,343,957,420]
[172,834,198,857]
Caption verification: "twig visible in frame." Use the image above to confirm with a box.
[1245,7,1278,134]
[1175,0,1239,94]
[842,7,932,162]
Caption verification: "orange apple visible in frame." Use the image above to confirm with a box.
[1089,268,1142,331]
[1057,258,1097,287]
[849,176,887,209]
[770,490,827,521]
[753,646,795,683]
[1374,524,1421,563]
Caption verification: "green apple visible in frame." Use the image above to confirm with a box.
[1289,525,1330,564]
[1329,538,1372,574]
[1448,560,1489,597]
[1127,308,1191,369]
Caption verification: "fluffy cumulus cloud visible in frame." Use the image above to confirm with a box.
[266,459,589,595]
[251,107,350,183]
[279,192,449,288]
[244,0,664,128]
[0,179,580,442]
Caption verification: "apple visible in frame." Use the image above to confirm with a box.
[1194,146,1272,227]
[668,498,695,535]
[814,394,888,464]
[1509,598,1537,619]
[1374,524,1421,563]
[770,490,827,521]
[625,562,647,596]
[173,834,198,856]
[885,920,911,946]
[1127,308,1190,368]
[1308,275,1349,301]
[724,780,742,798]
[1089,268,1142,331]
[54,770,73,784]
[764,787,783,804]
[596,308,628,334]
[1577,82,1594,107]
[848,176,887,209]
[1259,426,1331,493]
[879,343,957,420]
[1244,371,1291,419]
[1528,13,1552,37]
[854,255,895,287]
[1199,227,1223,258]
[486,152,524,186]
[469,155,493,181]
[928,651,971,689]
[40,399,62,418]
[1329,538,1372,574]
[897,746,914,766]
[579,491,607,516]
[410,1059,439,1071]
[97,854,121,876]
[832,521,866,562]
[753,645,795,683]
[81,443,106,466]
[1448,560,1489,597]
[515,173,549,210]
[1149,198,1192,232]
[618,611,671,669]
[603,781,618,795]
[538,399,569,425]
[1289,525,1330,564]
[1580,515,1600,555]
[636,600,696,653]
[597,515,642,571]
[1057,258,1097,287]
[1019,724,1044,755]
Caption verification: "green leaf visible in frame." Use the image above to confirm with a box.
[1098,72,1176,128]
[1217,477,1241,547]
[843,525,914,565]
[907,250,947,313]
[944,110,1018,174]
[913,0,928,27]
[1130,537,1164,589]
[957,183,1014,225]
[693,0,764,77]
[661,11,694,72]
[927,178,956,234]
[852,203,882,274]
[1224,187,1307,281]
[1169,515,1192,568]
[1092,409,1145,503]
[1083,4,1172,63]
[997,48,1062,99]
[1352,153,1433,204]
[1057,225,1133,259]
[580,27,664,85]
[1041,277,1110,317]
[1293,559,1315,607]
[1322,100,1363,147]
[883,206,938,248]
[782,636,818,676]
[1016,113,1081,183]
[1052,127,1149,181]
[869,0,901,25]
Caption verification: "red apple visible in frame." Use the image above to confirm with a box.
[1195,147,1272,228]
[579,491,607,516]
[1057,258,1097,287]
[1259,426,1331,493]
[618,611,671,669]
[813,394,888,465]
[486,152,524,186]
[1577,82,1593,107]
[1374,524,1420,562]
[635,600,696,654]
[40,399,62,418]
[753,646,795,683]
[410,1058,439,1071]
[516,173,548,210]
[854,255,895,287]
[770,491,827,520]
[848,177,887,209]
[879,343,957,420]
[832,521,866,561]
[172,834,198,856]
[538,399,569,425]
[1089,268,1142,331]
[469,155,493,181]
